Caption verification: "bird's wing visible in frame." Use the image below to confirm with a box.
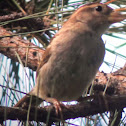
[36,46,51,77]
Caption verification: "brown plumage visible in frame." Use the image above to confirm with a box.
[14,2,126,112]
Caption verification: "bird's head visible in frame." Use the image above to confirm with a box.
[68,2,126,35]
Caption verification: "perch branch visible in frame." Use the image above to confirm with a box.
[0,95,126,124]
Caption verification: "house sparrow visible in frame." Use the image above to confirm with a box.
[14,2,126,112]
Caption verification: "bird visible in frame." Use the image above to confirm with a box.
[14,2,126,113]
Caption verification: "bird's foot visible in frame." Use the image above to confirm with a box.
[45,97,65,119]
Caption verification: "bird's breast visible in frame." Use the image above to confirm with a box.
[37,33,105,102]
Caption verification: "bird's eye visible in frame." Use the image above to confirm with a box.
[95,6,102,12]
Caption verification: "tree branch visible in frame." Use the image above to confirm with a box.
[93,64,126,95]
[0,27,44,70]
[0,95,126,124]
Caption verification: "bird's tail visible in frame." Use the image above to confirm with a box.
[14,90,43,108]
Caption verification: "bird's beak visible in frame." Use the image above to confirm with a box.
[108,8,126,23]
